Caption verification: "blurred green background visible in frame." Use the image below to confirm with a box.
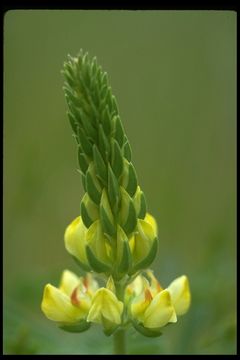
[3,10,236,354]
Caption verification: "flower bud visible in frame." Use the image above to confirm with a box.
[85,162,103,205]
[121,159,138,197]
[85,220,113,273]
[80,192,99,228]
[119,187,137,236]
[115,225,132,277]
[99,188,116,237]
[133,186,147,219]
[64,217,90,271]
[129,213,158,274]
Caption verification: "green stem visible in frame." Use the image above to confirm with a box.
[113,329,126,355]
[113,279,127,355]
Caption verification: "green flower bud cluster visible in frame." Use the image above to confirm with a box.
[62,50,158,279]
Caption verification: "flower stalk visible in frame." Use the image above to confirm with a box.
[113,328,126,355]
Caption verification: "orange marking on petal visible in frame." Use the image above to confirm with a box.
[145,288,153,302]
[157,282,163,292]
[71,287,80,306]
[83,277,88,290]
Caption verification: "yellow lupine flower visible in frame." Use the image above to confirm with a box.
[87,288,123,325]
[129,275,176,329]
[143,289,177,328]
[130,213,158,266]
[41,270,98,324]
[127,272,190,329]
[64,217,89,267]
[86,220,113,267]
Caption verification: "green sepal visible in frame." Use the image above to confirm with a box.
[90,56,97,77]
[108,164,120,213]
[92,84,100,107]
[126,163,138,196]
[123,200,137,235]
[123,138,132,162]
[59,320,91,333]
[100,189,116,237]
[111,139,124,179]
[80,193,99,228]
[78,149,89,174]
[82,51,89,65]
[101,105,112,136]
[96,65,102,84]
[63,63,75,80]
[85,163,102,205]
[105,87,113,112]
[132,320,162,338]
[81,173,87,192]
[103,327,118,337]
[67,111,78,134]
[63,87,78,107]
[78,109,97,143]
[70,254,91,272]
[93,145,107,184]
[81,201,93,228]
[113,115,124,147]
[116,225,132,275]
[138,192,147,219]
[119,187,137,235]
[81,52,90,79]
[100,206,116,237]
[100,85,108,103]
[98,124,110,161]
[101,71,108,88]
[86,245,111,273]
[121,160,138,197]
[111,95,119,115]
[77,127,93,157]
[66,100,81,123]
[133,187,147,219]
[130,237,158,274]
[81,59,91,87]
[102,317,119,336]
[63,69,75,88]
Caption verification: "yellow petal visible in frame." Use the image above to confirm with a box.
[127,275,145,296]
[106,276,116,293]
[128,234,135,253]
[144,213,158,237]
[41,284,84,323]
[167,275,191,315]
[86,220,111,265]
[143,289,176,328]
[84,273,99,295]
[133,218,156,264]
[130,293,150,323]
[146,270,163,296]
[59,270,80,296]
[64,216,88,265]
[87,288,123,325]
[168,310,177,323]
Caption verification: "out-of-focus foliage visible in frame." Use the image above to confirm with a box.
[3,10,236,354]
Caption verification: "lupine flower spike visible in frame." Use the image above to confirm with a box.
[41,50,191,354]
